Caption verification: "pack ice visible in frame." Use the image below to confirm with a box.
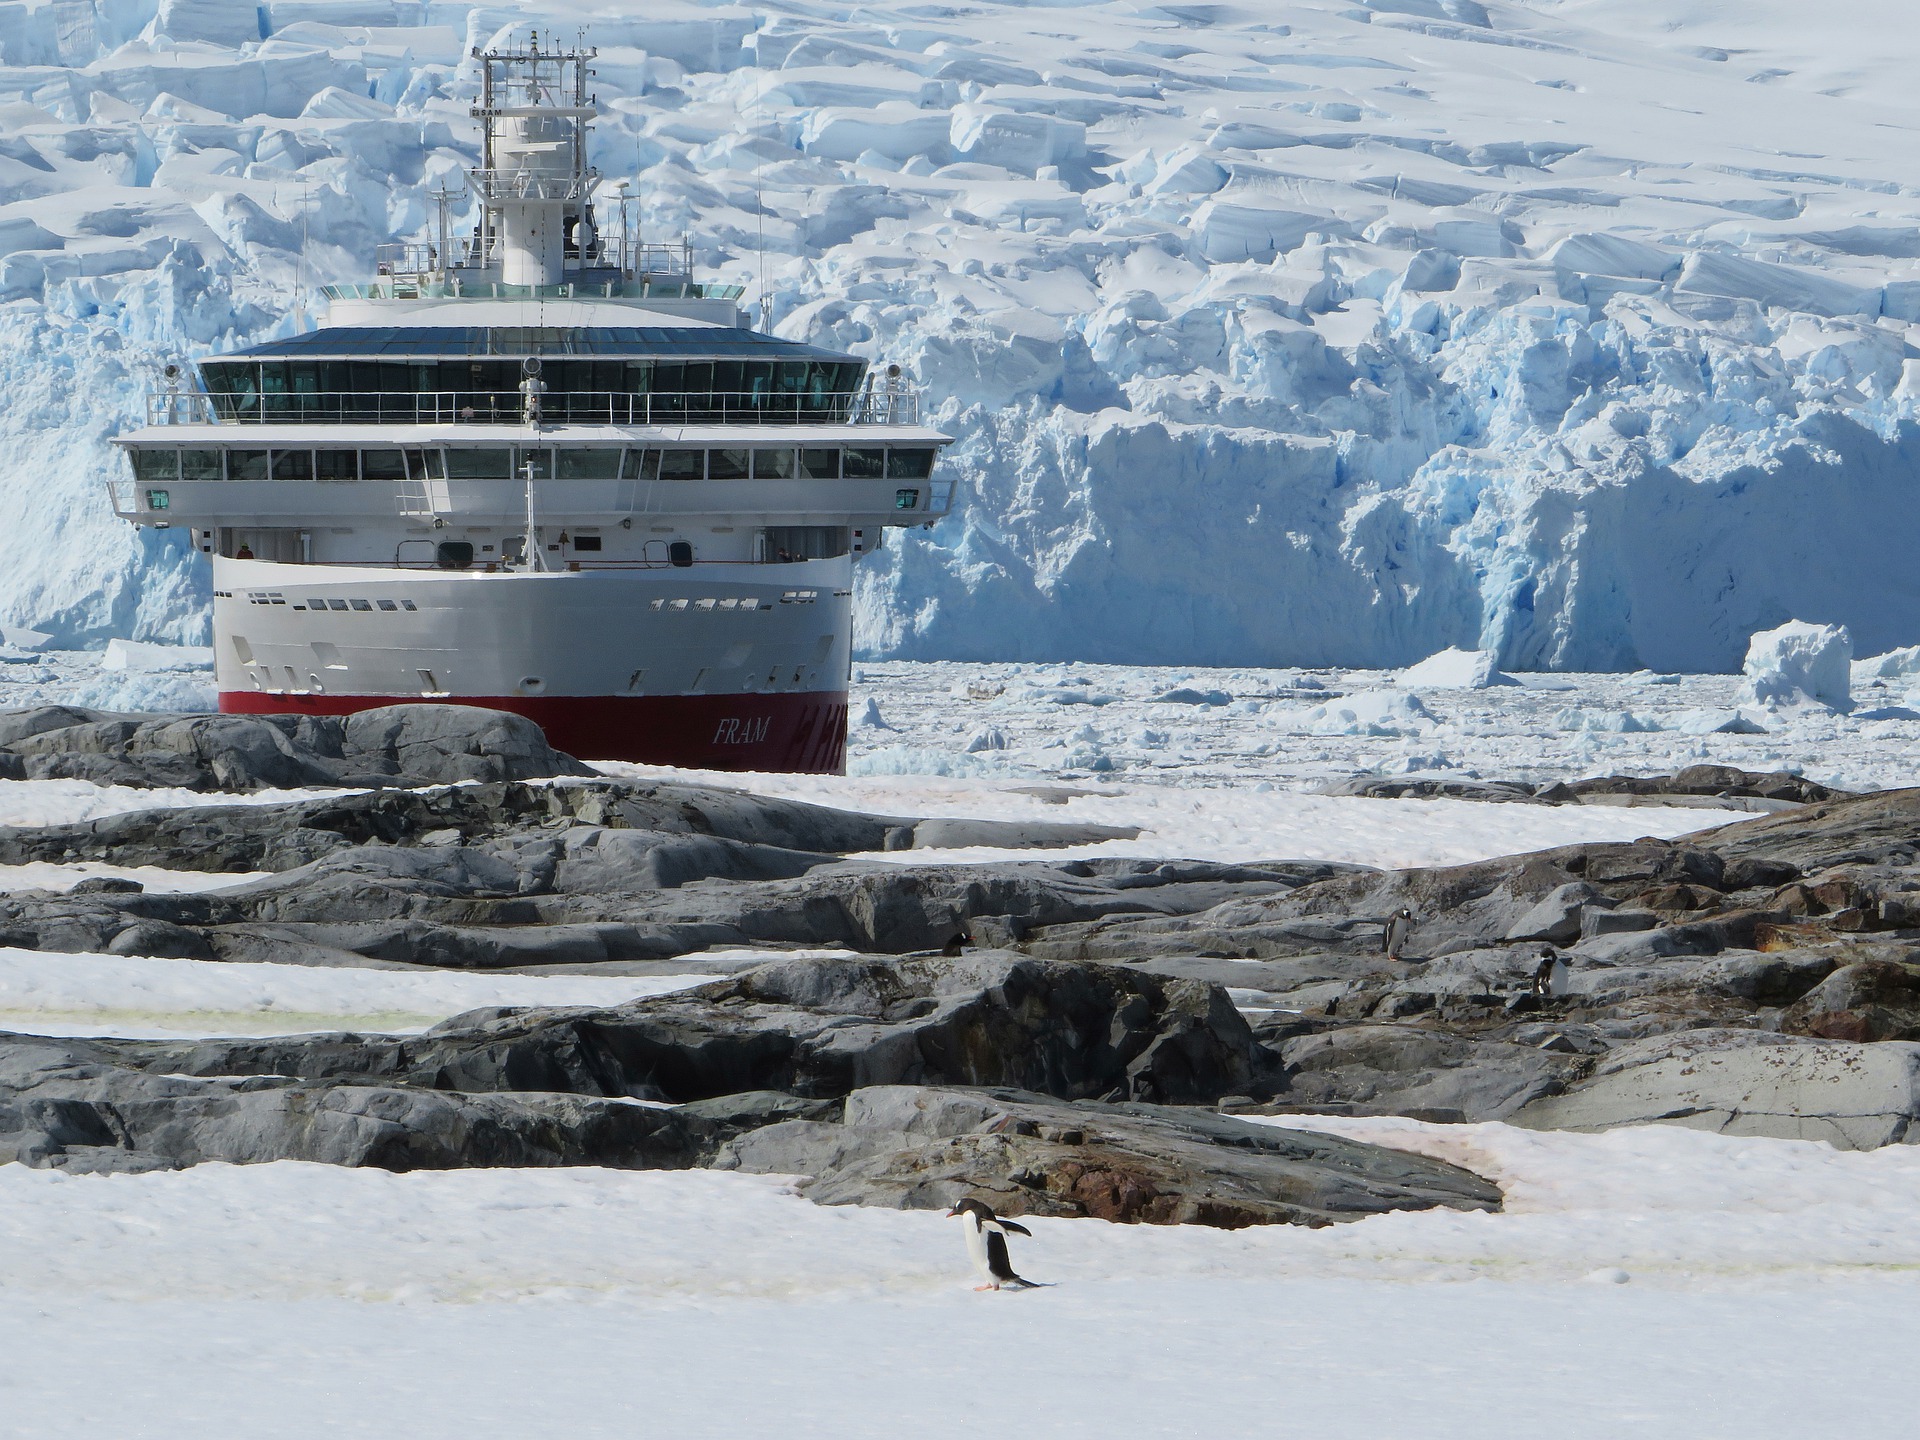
[2,1,1919,673]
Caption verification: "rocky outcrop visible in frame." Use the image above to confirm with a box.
[1319,765,1851,808]
[0,1036,713,1175]
[1511,1032,1920,1150]
[107,952,1263,1107]
[0,705,592,791]
[716,1085,1501,1225]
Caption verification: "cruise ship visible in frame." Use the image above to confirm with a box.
[107,34,953,773]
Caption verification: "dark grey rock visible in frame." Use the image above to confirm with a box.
[0,1038,711,1174]
[102,953,1262,1108]
[0,704,593,792]
[715,1084,1502,1226]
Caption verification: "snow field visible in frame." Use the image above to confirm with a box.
[1,1122,1916,1436]
[0,861,268,894]
[0,946,720,1040]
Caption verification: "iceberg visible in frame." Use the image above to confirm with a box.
[1741,621,1853,713]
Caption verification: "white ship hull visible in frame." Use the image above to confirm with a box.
[213,555,854,771]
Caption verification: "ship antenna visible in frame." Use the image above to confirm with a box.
[521,355,546,572]
[751,47,767,331]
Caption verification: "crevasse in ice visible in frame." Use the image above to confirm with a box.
[3,1,1918,673]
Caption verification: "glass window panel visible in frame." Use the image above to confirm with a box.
[651,361,683,394]
[360,450,408,480]
[270,450,313,481]
[514,447,553,480]
[228,450,270,481]
[556,448,620,479]
[886,448,935,479]
[445,447,511,479]
[406,449,444,479]
[131,450,178,482]
[751,448,794,479]
[314,450,358,481]
[258,363,288,395]
[621,448,659,480]
[179,450,222,481]
[289,364,319,395]
[658,449,704,480]
[707,447,749,480]
[775,362,809,394]
[844,447,886,478]
[799,448,840,479]
[626,361,652,396]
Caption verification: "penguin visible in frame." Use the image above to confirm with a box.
[1530,946,1571,998]
[1381,907,1416,960]
[941,930,971,957]
[947,1198,1043,1290]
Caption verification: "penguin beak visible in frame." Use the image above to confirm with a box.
[945,1205,962,1217]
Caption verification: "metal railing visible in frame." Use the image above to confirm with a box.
[144,386,923,427]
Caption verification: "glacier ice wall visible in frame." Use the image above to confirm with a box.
[3,1,1920,669]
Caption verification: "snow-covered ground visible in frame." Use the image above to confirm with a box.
[0,946,719,1039]
[6,2,1920,673]
[1,683,1916,1430]
[0,1121,1913,1436]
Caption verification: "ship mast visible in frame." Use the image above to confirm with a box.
[471,32,597,287]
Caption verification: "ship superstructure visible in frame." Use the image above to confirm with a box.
[108,34,952,772]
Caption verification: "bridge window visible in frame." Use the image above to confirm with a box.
[886,448,935,480]
[361,450,408,481]
[844,448,885,478]
[131,449,178,482]
[659,449,704,481]
[514,447,553,480]
[229,450,270,482]
[751,448,794,479]
[556,448,620,479]
[446,447,511,479]
[181,450,222,481]
[315,450,358,481]
[707,448,749,480]
[271,450,312,481]
[800,448,840,479]
[622,448,659,480]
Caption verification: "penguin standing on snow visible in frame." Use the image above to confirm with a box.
[1381,907,1416,960]
[947,1198,1043,1291]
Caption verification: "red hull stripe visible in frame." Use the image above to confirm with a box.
[219,691,851,773]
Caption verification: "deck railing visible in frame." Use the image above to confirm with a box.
[144,387,923,428]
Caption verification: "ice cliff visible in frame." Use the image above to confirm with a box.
[2,1,1919,670]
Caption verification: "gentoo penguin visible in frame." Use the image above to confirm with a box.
[1530,946,1571,998]
[1381,907,1416,960]
[947,1198,1041,1291]
[941,930,971,957]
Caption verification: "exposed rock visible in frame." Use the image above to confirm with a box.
[1781,960,1920,1042]
[714,1084,1502,1226]
[0,1037,712,1174]
[1511,1031,1920,1150]
[1319,765,1851,808]
[98,953,1264,1107]
[0,704,592,791]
